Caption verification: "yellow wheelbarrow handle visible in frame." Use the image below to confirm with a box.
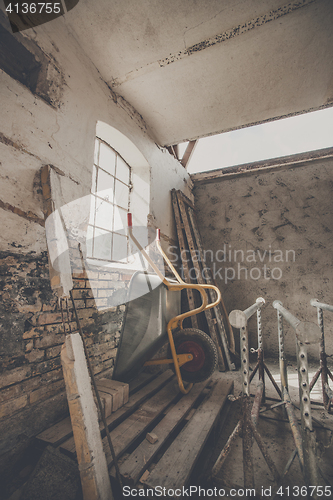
[128,215,221,394]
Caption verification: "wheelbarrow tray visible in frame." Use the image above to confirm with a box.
[113,271,181,382]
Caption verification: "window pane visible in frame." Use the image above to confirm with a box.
[95,197,113,231]
[89,195,96,225]
[112,233,128,262]
[113,206,127,232]
[96,169,114,203]
[86,224,94,258]
[93,228,112,260]
[114,179,129,209]
[99,142,116,175]
[116,156,130,185]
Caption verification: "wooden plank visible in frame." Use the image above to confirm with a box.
[96,382,122,416]
[145,376,234,491]
[176,193,226,371]
[97,379,129,405]
[118,378,211,485]
[176,189,195,210]
[103,380,180,467]
[61,334,112,500]
[36,416,72,448]
[96,391,112,418]
[60,370,174,457]
[171,189,198,329]
[128,371,160,394]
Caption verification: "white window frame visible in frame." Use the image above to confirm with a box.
[87,137,131,263]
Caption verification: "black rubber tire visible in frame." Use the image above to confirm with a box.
[167,328,218,383]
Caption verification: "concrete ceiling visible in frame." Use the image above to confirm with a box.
[66,0,333,146]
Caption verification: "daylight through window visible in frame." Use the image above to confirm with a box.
[87,138,131,262]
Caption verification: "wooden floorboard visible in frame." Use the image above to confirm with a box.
[117,378,212,485]
[35,416,72,448]
[145,376,234,491]
[60,370,174,457]
[104,379,180,467]
[128,371,160,394]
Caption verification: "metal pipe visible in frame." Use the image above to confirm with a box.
[283,388,304,469]
[277,309,288,392]
[229,297,265,329]
[297,341,313,432]
[273,301,320,344]
[243,297,265,322]
[273,301,320,492]
[239,325,250,396]
[325,383,333,402]
[273,300,300,330]
[211,420,242,478]
[242,395,255,489]
[310,299,331,410]
[257,306,263,350]
[257,307,265,402]
[310,298,333,314]
[249,419,280,483]
[251,380,264,427]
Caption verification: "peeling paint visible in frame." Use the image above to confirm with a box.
[158,0,315,66]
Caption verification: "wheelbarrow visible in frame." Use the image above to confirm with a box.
[113,213,222,394]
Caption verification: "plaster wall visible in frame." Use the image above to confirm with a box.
[193,154,333,360]
[0,13,190,456]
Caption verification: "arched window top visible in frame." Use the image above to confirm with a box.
[96,121,149,169]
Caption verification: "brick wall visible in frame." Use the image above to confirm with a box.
[0,250,130,456]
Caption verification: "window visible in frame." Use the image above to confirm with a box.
[87,138,131,262]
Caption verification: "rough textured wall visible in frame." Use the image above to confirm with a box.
[193,154,333,360]
[0,13,190,456]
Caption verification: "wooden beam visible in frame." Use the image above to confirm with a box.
[181,140,198,169]
[61,334,113,500]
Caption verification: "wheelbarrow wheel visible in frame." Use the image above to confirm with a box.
[168,328,218,383]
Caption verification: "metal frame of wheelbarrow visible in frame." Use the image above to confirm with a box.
[127,213,222,394]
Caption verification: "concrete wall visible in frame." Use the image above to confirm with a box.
[193,152,333,360]
[0,12,190,456]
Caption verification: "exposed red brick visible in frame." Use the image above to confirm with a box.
[37,312,63,326]
[35,332,66,349]
[25,349,45,363]
[0,395,29,419]
[23,327,44,340]
[0,366,32,389]
[46,345,62,359]
[30,380,65,405]
[72,279,87,289]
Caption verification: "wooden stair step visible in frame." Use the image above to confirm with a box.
[60,370,174,457]
[117,377,212,485]
[35,416,72,448]
[145,376,234,491]
[129,371,160,394]
[36,372,161,449]
[104,379,180,467]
